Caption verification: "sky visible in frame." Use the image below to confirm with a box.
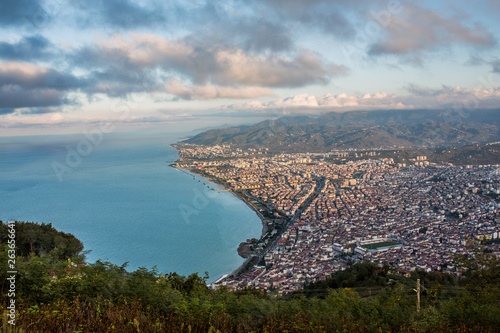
[0,0,500,136]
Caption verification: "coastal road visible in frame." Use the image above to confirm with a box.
[252,176,326,268]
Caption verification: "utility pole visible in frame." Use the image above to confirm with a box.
[416,279,421,313]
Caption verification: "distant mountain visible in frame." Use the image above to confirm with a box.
[183,109,500,151]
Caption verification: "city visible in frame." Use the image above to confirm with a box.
[175,144,500,293]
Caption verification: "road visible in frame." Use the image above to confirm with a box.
[251,175,326,268]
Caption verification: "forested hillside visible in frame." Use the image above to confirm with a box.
[184,109,500,151]
[1,221,499,332]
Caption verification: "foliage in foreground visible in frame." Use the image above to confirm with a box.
[1,221,499,332]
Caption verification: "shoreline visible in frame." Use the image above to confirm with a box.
[170,146,276,281]
[173,161,270,239]
[227,187,270,237]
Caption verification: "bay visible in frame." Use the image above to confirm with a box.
[0,131,262,282]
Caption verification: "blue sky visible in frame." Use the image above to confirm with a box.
[0,0,499,136]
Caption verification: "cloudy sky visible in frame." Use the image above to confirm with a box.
[1,0,500,136]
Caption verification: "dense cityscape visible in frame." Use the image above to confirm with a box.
[175,143,500,293]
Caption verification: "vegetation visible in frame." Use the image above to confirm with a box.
[1,221,499,332]
[360,241,398,249]
[184,109,500,152]
[0,221,83,260]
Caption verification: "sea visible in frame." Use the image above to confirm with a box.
[0,130,262,282]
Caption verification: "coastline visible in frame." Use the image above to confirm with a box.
[170,145,275,281]
[186,168,269,279]
[226,187,270,237]
[172,160,269,239]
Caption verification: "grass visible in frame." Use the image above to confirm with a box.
[361,241,398,249]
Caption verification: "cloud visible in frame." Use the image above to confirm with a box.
[1,1,497,121]
[0,35,53,61]
[463,56,500,74]
[18,106,62,115]
[0,111,66,127]
[402,85,500,110]
[223,86,500,113]
[405,84,439,97]
[0,85,62,111]
[317,91,402,109]
[488,0,500,14]
[72,0,168,29]
[0,62,85,111]
[81,68,159,98]
[254,0,368,39]
[172,2,294,53]
[369,4,494,56]
[0,109,192,128]
[0,108,15,115]
[197,18,293,53]
[237,20,292,52]
[464,55,485,66]
[225,91,402,113]
[70,33,345,98]
[165,80,273,100]
[67,1,292,53]
[0,0,50,28]
[0,62,84,90]
[210,48,345,87]
[488,58,500,73]
[0,29,344,109]
[267,93,320,108]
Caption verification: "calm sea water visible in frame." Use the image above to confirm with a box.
[0,131,261,282]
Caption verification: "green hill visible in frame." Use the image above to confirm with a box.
[184,109,500,152]
[1,221,499,332]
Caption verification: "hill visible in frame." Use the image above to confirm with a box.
[184,109,500,151]
[329,142,500,165]
[1,221,499,332]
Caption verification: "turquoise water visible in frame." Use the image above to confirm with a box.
[0,131,261,282]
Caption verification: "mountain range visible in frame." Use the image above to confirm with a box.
[183,109,500,151]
